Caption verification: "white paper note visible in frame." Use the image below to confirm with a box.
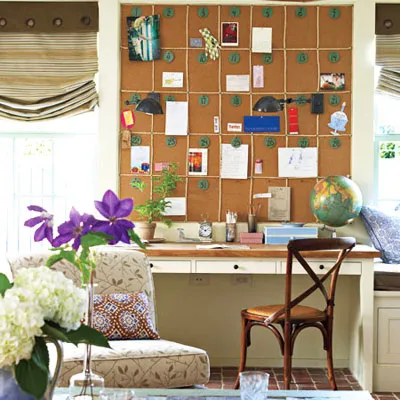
[163,197,186,216]
[165,101,188,135]
[268,186,291,221]
[278,148,318,178]
[162,72,184,88]
[252,27,272,53]
[220,144,248,179]
[226,75,250,92]
[253,65,264,88]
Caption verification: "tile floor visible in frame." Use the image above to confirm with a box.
[204,367,399,400]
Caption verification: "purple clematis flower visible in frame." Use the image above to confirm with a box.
[52,208,95,250]
[24,205,54,244]
[92,190,134,244]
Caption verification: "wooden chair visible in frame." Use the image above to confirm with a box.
[234,237,356,390]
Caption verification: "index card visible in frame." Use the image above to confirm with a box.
[162,72,184,88]
[163,197,186,216]
[226,75,250,92]
[220,144,248,179]
[165,101,188,136]
[278,147,318,178]
[252,27,272,53]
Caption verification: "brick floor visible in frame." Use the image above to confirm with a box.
[204,367,399,399]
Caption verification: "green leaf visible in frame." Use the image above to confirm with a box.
[31,337,50,373]
[0,273,12,297]
[45,253,64,268]
[129,229,146,249]
[59,249,77,264]
[81,231,111,248]
[41,322,71,343]
[64,324,111,348]
[14,359,48,400]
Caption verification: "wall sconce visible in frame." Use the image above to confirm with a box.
[252,96,286,112]
[125,93,163,115]
[253,94,323,114]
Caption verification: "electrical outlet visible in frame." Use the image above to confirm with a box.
[189,274,210,286]
[231,274,253,286]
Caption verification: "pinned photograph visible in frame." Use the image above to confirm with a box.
[221,22,239,46]
[188,148,208,176]
[320,73,345,91]
[131,146,150,174]
[127,15,161,61]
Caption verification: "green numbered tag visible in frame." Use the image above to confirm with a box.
[230,7,240,17]
[329,8,340,19]
[296,95,307,106]
[229,52,240,64]
[231,137,242,148]
[163,7,175,18]
[198,95,209,106]
[165,95,175,102]
[125,93,141,106]
[131,7,142,17]
[166,137,176,147]
[131,136,142,146]
[264,137,276,148]
[198,179,209,190]
[197,52,208,64]
[297,53,308,64]
[163,51,174,63]
[231,95,242,107]
[329,95,341,106]
[198,7,209,18]
[199,136,210,148]
[263,7,273,18]
[330,137,341,148]
[262,54,273,64]
[295,7,307,18]
[298,138,309,148]
[329,51,340,63]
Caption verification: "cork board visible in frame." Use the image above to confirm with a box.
[119,5,353,223]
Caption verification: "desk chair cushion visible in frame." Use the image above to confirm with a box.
[246,304,326,322]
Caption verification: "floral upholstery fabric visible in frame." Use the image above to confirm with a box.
[93,292,160,340]
[360,206,400,264]
[7,248,210,388]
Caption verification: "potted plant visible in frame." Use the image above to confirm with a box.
[131,163,182,240]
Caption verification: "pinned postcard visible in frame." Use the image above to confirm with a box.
[188,148,208,176]
[165,101,188,135]
[268,186,291,221]
[253,65,264,88]
[154,162,170,172]
[162,72,184,88]
[163,197,186,216]
[252,27,272,53]
[220,144,248,179]
[226,75,250,92]
[131,146,150,174]
[278,147,318,178]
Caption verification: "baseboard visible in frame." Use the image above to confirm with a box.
[374,365,400,392]
[209,357,349,369]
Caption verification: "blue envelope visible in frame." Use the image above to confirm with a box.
[244,116,280,132]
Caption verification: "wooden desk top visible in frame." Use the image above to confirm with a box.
[139,243,380,259]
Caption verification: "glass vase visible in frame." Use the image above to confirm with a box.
[69,271,104,399]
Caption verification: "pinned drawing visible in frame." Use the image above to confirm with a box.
[328,102,348,135]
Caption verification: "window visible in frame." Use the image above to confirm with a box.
[374,92,400,210]
[0,112,97,254]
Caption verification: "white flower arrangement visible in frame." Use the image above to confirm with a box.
[0,267,109,400]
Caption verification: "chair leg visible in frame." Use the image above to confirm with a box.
[235,316,250,389]
[283,321,292,390]
[326,321,337,390]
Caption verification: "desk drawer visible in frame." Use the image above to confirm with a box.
[280,261,362,275]
[149,260,191,273]
[196,260,276,274]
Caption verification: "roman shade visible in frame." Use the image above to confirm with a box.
[0,2,98,122]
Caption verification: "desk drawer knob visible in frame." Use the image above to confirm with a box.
[150,263,154,268]
[319,264,325,270]
[233,264,239,270]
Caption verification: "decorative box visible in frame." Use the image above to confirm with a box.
[239,232,264,244]
[264,226,318,245]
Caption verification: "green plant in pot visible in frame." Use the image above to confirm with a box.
[131,163,182,240]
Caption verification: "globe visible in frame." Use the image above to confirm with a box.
[310,176,363,227]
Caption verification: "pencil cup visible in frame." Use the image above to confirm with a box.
[226,223,236,242]
[247,214,256,233]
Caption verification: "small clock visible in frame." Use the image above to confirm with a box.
[199,220,213,241]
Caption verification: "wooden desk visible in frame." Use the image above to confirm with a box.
[140,243,379,392]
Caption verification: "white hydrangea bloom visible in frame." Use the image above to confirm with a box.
[0,290,43,368]
[13,266,87,331]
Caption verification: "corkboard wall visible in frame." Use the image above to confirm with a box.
[119,4,353,223]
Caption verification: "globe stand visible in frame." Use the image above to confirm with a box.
[321,225,337,238]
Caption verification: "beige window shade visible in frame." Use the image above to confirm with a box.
[0,2,98,121]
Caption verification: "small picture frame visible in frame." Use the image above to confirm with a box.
[320,73,345,91]
[221,22,239,46]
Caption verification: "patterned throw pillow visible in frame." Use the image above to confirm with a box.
[93,292,160,340]
[360,206,400,264]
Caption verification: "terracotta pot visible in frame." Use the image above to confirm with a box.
[135,222,156,241]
